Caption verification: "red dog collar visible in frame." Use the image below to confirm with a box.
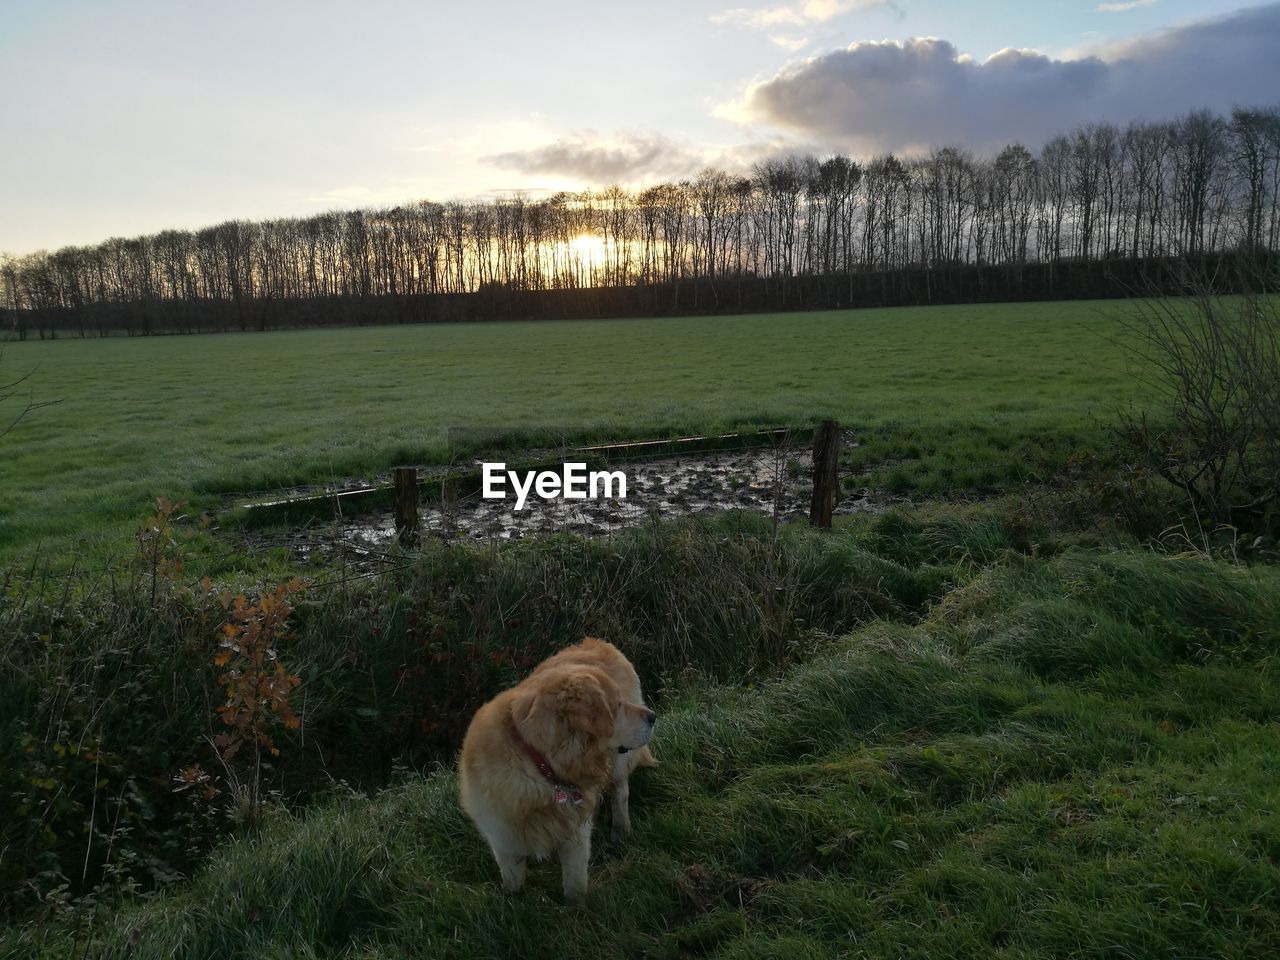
[514,734,584,807]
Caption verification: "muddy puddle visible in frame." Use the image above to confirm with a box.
[321,446,886,551]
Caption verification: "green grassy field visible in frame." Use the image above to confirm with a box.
[0,300,1145,563]
[3,298,1278,956]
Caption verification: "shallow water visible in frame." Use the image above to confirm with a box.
[337,446,884,548]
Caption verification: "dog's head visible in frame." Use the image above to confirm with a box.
[513,667,656,753]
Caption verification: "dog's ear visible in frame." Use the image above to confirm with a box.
[557,673,615,740]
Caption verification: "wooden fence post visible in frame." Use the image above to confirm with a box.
[393,466,419,546]
[809,420,840,528]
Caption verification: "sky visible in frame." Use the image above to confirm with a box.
[1,0,1276,254]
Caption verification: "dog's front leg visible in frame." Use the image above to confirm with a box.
[610,772,632,841]
[493,848,528,892]
[559,817,592,906]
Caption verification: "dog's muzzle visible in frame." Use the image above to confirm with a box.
[618,709,657,753]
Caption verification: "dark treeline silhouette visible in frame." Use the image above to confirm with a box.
[3,105,1279,337]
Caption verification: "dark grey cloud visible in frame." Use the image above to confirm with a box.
[738,3,1280,153]
[484,134,705,184]
[482,132,825,185]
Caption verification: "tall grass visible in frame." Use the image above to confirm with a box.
[8,512,1278,958]
[0,510,958,915]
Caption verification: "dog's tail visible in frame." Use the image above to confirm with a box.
[636,746,658,768]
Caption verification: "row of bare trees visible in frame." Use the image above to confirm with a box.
[4,106,1279,332]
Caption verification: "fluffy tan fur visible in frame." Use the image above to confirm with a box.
[531,637,658,834]
[458,637,657,904]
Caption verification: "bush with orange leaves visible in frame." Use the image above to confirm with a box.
[211,578,304,822]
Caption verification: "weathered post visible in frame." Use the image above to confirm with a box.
[393,466,419,546]
[809,420,840,528]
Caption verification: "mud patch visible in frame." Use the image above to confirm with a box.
[334,446,885,548]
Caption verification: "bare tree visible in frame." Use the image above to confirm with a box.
[1122,121,1168,259]
[993,144,1037,264]
[1039,135,1071,262]
[1229,107,1280,253]
[1169,111,1228,256]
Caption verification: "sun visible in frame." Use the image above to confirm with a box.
[568,232,608,267]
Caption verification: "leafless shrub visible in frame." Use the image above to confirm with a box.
[1112,269,1280,530]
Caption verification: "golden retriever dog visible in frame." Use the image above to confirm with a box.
[458,637,657,904]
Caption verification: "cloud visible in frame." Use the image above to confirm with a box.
[484,134,707,185]
[730,3,1280,154]
[482,133,824,186]
[711,0,891,29]
[769,35,811,51]
[1097,0,1156,11]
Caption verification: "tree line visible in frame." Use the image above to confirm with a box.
[3,105,1279,336]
